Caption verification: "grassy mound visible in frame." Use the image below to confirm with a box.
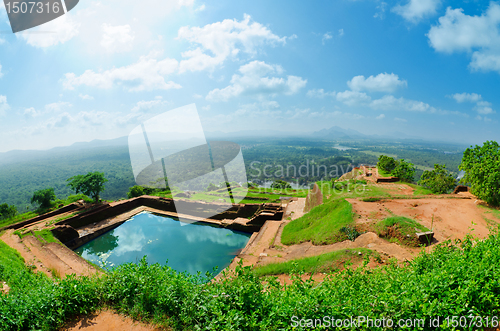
[375,216,430,247]
[253,248,377,277]
[281,198,354,245]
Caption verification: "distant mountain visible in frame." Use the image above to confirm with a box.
[310,126,366,139]
[0,136,129,166]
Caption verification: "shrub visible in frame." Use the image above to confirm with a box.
[419,164,456,194]
[460,140,500,206]
[377,155,397,173]
[31,188,56,209]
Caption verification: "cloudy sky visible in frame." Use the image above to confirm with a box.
[0,0,499,152]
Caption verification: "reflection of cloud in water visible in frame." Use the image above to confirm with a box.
[113,225,146,256]
[184,225,248,246]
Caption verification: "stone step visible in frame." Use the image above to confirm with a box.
[44,243,100,277]
[22,235,77,278]
[0,230,52,277]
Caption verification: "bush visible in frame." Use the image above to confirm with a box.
[460,140,500,206]
[419,164,456,194]
[271,180,292,190]
[377,155,397,173]
[31,188,56,209]
[127,185,145,198]
[65,194,93,204]
[0,203,17,220]
[375,216,430,247]
[4,234,500,329]
[392,159,416,183]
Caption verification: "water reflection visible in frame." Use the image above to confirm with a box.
[75,212,251,276]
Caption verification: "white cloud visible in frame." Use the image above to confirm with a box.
[206,61,307,101]
[63,53,180,92]
[101,24,135,53]
[347,73,407,93]
[17,14,80,48]
[475,101,495,115]
[394,117,408,122]
[131,96,168,112]
[0,95,9,116]
[370,95,431,112]
[392,0,441,23]
[45,101,72,113]
[338,29,344,37]
[0,64,3,79]
[177,14,286,72]
[374,1,388,19]
[195,4,205,11]
[79,94,94,100]
[306,89,336,98]
[322,32,332,45]
[449,92,495,115]
[336,90,372,106]
[24,107,42,117]
[376,114,385,120]
[428,3,500,73]
[450,92,482,103]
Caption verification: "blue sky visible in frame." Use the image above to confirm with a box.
[0,0,499,152]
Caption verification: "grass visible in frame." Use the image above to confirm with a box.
[13,229,61,245]
[405,183,436,196]
[253,248,376,277]
[360,150,398,158]
[377,168,393,177]
[3,233,500,329]
[479,205,500,221]
[281,198,354,245]
[34,229,60,244]
[375,216,430,247]
[0,211,38,229]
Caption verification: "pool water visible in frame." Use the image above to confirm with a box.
[74,211,251,276]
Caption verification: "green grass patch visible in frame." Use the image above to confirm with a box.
[404,183,436,196]
[361,197,382,202]
[253,248,376,277]
[377,168,392,177]
[34,229,60,245]
[375,216,430,247]
[281,198,354,245]
[0,211,38,229]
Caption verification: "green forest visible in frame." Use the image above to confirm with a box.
[0,138,465,211]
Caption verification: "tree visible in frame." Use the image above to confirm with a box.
[206,183,219,192]
[0,203,17,220]
[271,180,292,190]
[67,172,108,203]
[419,164,456,194]
[392,159,416,183]
[31,188,56,209]
[377,155,398,174]
[459,141,500,206]
[127,185,145,198]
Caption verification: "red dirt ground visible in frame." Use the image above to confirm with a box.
[60,310,163,331]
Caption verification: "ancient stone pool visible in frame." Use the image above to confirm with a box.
[75,211,251,276]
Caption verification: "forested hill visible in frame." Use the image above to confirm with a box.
[0,145,136,211]
[0,136,466,211]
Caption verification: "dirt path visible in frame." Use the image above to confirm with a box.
[348,197,495,243]
[0,230,52,277]
[60,310,162,331]
[0,229,99,279]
